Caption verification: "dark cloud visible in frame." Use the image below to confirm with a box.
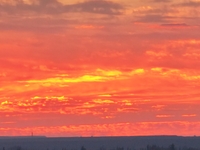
[0,0,123,32]
[0,0,62,14]
[149,0,171,3]
[0,17,71,33]
[66,0,123,15]
[0,0,123,15]
[160,23,189,27]
[135,14,172,23]
[132,4,175,23]
[176,1,200,7]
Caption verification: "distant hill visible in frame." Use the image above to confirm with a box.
[0,136,200,150]
[0,136,46,139]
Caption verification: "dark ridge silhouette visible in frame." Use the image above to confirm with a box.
[0,136,200,150]
[0,136,46,139]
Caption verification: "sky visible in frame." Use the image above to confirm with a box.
[0,0,200,137]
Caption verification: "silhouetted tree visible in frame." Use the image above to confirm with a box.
[169,144,175,150]
[116,147,124,150]
[81,146,87,150]
[99,146,106,150]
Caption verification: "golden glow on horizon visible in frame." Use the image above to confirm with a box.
[1,121,200,137]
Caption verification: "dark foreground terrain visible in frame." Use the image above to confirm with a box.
[0,136,200,150]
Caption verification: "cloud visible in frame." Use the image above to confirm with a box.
[150,0,171,3]
[160,23,189,28]
[182,114,197,117]
[0,0,123,32]
[135,14,171,23]
[156,115,174,118]
[66,0,123,15]
[160,23,188,26]
[176,1,200,7]
[0,0,123,15]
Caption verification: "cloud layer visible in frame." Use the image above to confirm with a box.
[0,0,200,136]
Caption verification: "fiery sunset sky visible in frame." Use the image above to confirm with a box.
[0,0,200,137]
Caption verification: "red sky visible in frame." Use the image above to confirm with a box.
[0,0,200,137]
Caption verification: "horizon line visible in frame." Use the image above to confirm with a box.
[0,135,199,139]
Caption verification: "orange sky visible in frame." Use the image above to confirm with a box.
[0,0,200,137]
